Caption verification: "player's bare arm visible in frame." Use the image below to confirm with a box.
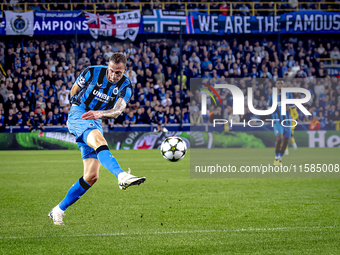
[70,82,81,97]
[81,98,126,120]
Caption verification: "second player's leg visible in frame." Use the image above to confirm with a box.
[275,134,283,152]
[281,137,290,154]
[274,134,283,165]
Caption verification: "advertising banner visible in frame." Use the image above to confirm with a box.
[1,131,339,151]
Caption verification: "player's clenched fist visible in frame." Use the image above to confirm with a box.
[81,111,103,120]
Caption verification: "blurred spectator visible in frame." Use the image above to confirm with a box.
[330,47,340,64]
[190,110,202,125]
[309,115,321,130]
[219,4,229,16]
[167,107,179,124]
[0,112,4,132]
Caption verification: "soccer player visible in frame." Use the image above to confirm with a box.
[49,53,146,225]
[268,79,293,166]
[285,106,298,155]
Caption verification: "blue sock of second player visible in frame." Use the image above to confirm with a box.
[96,145,124,178]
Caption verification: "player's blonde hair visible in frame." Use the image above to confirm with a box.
[109,53,127,66]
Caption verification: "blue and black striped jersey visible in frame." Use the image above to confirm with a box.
[74,65,132,111]
[268,92,294,122]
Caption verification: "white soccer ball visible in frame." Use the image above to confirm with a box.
[160,136,187,162]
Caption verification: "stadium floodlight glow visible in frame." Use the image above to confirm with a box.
[201,84,312,116]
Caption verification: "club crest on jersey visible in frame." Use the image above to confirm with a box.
[93,89,113,101]
[113,87,119,95]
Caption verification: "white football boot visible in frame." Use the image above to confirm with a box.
[292,142,298,150]
[48,206,65,225]
[118,168,146,190]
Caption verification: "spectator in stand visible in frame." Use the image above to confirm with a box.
[167,107,178,124]
[0,112,5,132]
[154,67,165,85]
[125,111,136,125]
[190,110,202,125]
[161,92,172,107]
[135,108,146,124]
[169,50,179,65]
[220,4,229,16]
[45,111,54,126]
[182,108,190,123]
[330,47,340,65]
[58,85,70,107]
[52,107,62,126]
[309,115,321,130]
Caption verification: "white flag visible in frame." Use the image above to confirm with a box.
[5,11,34,36]
[85,10,140,41]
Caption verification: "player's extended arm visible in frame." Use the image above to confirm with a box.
[70,83,81,97]
[81,98,127,120]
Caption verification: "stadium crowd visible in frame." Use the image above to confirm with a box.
[0,34,340,132]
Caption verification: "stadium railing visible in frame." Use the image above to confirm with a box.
[336,121,340,131]
[320,58,340,66]
[1,2,340,15]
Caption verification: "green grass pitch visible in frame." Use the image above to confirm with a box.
[1,148,340,254]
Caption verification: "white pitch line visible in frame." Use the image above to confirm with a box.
[0,225,338,240]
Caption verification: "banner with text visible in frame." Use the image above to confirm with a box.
[1,131,339,151]
[1,10,339,36]
[187,10,340,35]
[34,11,88,35]
[142,10,186,33]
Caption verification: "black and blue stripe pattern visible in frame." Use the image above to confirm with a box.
[74,66,132,111]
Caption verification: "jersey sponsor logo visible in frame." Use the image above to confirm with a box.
[97,82,102,87]
[93,89,114,102]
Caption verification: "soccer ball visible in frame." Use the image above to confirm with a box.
[160,136,187,162]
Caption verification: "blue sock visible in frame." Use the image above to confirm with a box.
[96,145,124,178]
[278,152,283,158]
[59,177,91,211]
